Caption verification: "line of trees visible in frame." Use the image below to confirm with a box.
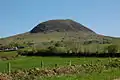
[17,41,120,57]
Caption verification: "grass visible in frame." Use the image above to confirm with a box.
[0,56,120,80]
[0,51,17,57]
[0,56,114,72]
[0,32,116,46]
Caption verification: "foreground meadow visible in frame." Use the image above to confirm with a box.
[0,56,120,80]
[0,56,107,72]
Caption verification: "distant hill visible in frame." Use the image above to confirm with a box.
[30,19,95,34]
[0,19,119,46]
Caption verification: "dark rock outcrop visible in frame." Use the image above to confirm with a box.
[30,19,95,33]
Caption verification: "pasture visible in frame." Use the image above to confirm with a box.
[0,56,107,72]
[0,55,120,80]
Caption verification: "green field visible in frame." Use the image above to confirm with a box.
[0,51,17,57]
[0,56,107,72]
[0,56,120,80]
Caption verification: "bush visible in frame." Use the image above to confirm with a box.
[52,47,68,53]
[17,48,50,56]
[106,58,120,68]
[54,41,64,47]
[37,48,50,53]
[106,45,118,53]
[17,50,31,55]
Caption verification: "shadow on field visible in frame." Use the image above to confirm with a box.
[20,52,120,58]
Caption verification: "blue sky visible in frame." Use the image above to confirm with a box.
[0,0,120,37]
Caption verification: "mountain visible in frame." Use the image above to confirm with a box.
[0,19,119,46]
[30,19,95,34]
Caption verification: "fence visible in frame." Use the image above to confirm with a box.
[5,60,72,75]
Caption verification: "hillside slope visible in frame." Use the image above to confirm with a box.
[0,19,118,46]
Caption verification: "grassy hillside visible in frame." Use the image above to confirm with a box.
[0,32,115,45]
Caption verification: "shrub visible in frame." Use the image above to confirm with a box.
[17,49,30,55]
[52,47,68,53]
[17,48,51,56]
[105,58,120,68]
[54,41,64,47]
[106,45,118,53]
[37,48,50,53]
[48,46,55,52]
